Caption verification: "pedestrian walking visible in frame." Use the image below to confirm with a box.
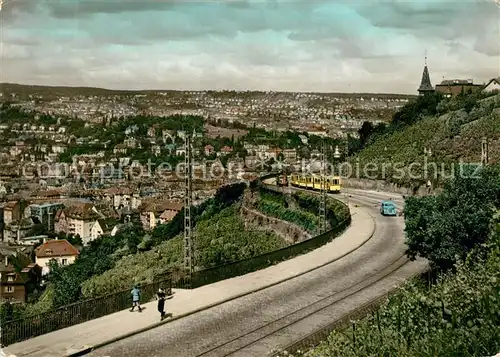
[130,285,142,312]
[157,287,167,320]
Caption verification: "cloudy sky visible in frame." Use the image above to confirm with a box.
[1,0,499,94]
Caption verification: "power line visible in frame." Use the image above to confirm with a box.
[183,129,194,275]
[318,139,327,235]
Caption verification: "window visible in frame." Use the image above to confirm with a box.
[62,259,68,265]
[5,286,14,293]
[7,276,14,282]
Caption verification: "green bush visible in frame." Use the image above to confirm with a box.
[278,164,500,357]
[252,188,349,234]
[80,205,286,297]
[259,190,287,206]
[293,227,500,357]
[292,191,350,227]
[256,200,318,233]
[405,164,500,271]
[350,93,500,185]
[81,237,183,297]
[195,205,286,269]
[46,182,248,307]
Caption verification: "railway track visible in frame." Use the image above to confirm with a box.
[194,254,410,357]
[83,185,423,357]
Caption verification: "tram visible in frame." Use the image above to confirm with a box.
[279,173,342,193]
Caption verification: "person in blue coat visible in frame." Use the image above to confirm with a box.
[130,285,142,312]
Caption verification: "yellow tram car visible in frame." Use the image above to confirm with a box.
[289,173,341,193]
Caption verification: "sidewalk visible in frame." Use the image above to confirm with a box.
[5,205,375,357]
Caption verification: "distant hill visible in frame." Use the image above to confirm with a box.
[0,82,416,99]
[350,93,500,186]
[0,82,146,98]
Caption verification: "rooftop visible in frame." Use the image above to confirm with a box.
[139,199,183,213]
[418,65,434,93]
[437,79,475,85]
[35,239,79,258]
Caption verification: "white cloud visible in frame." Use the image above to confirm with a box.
[0,0,499,93]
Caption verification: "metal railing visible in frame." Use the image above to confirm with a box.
[175,171,351,289]
[0,277,172,346]
[0,171,349,345]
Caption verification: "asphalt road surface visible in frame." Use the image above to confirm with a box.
[86,190,420,357]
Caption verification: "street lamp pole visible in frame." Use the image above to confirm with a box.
[345,138,349,207]
[481,138,489,167]
[333,144,345,205]
[318,140,327,234]
[423,147,432,192]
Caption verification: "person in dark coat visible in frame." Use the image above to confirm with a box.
[157,287,166,320]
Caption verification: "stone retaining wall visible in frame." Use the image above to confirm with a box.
[343,178,443,196]
[240,205,311,244]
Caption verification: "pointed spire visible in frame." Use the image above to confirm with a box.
[418,54,434,95]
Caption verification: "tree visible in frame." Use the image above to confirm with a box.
[358,121,375,149]
[65,234,83,247]
[28,223,46,237]
[391,92,442,127]
[447,117,462,138]
[48,260,84,307]
[462,94,478,114]
[404,165,500,271]
[300,147,311,159]
[122,226,143,254]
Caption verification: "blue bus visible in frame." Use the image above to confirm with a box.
[380,200,397,216]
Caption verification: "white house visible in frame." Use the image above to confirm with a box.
[90,221,104,240]
[483,77,500,93]
[54,203,103,245]
[35,239,79,275]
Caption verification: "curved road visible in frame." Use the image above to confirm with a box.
[86,190,425,357]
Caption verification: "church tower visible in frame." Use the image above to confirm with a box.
[418,55,434,95]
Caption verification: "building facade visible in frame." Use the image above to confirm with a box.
[483,77,500,94]
[30,203,64,232]
[0,250,42,303]
[35,239,79,276]
[417,60,434,95]
[435,79,484,98]
[54,204,101,245]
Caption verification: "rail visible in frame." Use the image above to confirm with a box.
[0,171,349,345]
[269,268,431,357]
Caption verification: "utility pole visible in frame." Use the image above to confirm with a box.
[345,137,349,207]
[183,131,194,275]
[318,140,327,234]
[481,137,489,167]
